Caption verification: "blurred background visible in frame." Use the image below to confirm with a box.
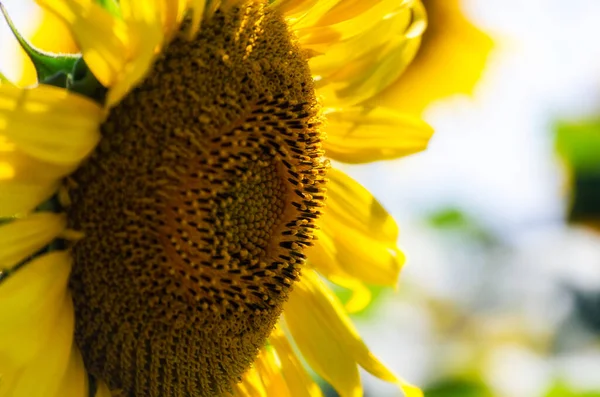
[2,1,600,396]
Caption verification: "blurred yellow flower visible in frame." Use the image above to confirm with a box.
[374,0,493,115]
[0,1,433,396]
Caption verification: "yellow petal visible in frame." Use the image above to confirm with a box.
[1,293,79,397]
[270,327,324,397]
[271,0,320,16]
[187,0,207,39]
[233,364,267,397]
[323,107,433,163]
[0,84,103,166]
[375,0,494,115]
[308,169,404,286]
[284,270,400,397]
[0,135,79,185]
[105,0,164,107]
[0,251,72,376]
[95,380,113,397]
[160,0,190,38]
[327,168,398,242]
[36,0,130,88]
[0,180,59,217]
[309,2,426,106]
[53,343,88,397]
[254,348,292,397]
[0,213,66,270]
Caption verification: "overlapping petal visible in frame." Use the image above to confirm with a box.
[0,213,66,270]
[323,106,433,163]
[284,270,412,397]
[270,327,324,397]
[35,0,130,88]
[308,168,404,286]
[0,252,81,396]
[0,84,103,165]
[303,1,426,107]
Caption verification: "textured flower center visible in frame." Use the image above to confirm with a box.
[66,2,326,396]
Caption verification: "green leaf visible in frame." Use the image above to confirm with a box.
[545,380,600,397]
[555,119,600,174]
[0,3,80,84]
[424,378,493,397]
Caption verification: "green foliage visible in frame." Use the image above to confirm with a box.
[555,120,600,222]
[555,120,600,175]
[427,207,496,245]
[545,381,600,397]
[424,378,493,397]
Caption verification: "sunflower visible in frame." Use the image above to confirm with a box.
[0,1,432,396]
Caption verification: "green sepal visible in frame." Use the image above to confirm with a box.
[0,3,80,84]
[65,57,107,104]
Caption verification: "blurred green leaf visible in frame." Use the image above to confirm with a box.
[424,378,493,397]
[555,120,600,223]
[555,120,600,174]
[426,207,496,245]
[545,380,600,397]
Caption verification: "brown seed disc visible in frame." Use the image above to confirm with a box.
[66,2,326,396]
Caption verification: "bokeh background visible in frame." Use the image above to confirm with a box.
[3,1,600,396]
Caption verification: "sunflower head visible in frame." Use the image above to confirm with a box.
[1,1,433,396]
[64,2,328,395]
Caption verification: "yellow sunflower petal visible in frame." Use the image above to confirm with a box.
[270,327,324,397]
[0,84,103,166]
[160,0,190,38]
[105,0,164,107]
[309,1,425,106]
[36,0,129,88]
[1,293,79,397]
[0,213,66,270]
[376,0,494,115]
[308,230,372,313]
[0,251,72,374]
[308,169,404,286]
[323,106,433,163]
[95,380,113,397]
[0,180,59,217]
[271,0,320,16]
[285,270,402,397]
[327,168,398,241]
[233,364,267,397]
[254,349,292,397]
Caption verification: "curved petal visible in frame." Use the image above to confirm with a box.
[254,349,292,397]
[233,364,267,397]
[36,0,130,88]
[326,168,399,242]
[0,251,72,379]
[323,106,433,163]
[0,180,59,217]
[0,213,66,270]
[309,1,426,107]
[270,327,324,397]
[308,169,404,286]
[0,84,103,166]
[284,270,410,397]
[105,0,164,106]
